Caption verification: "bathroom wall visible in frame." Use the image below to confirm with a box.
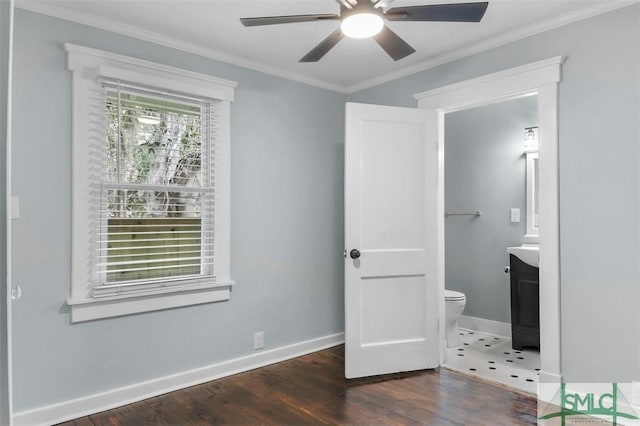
[349,4,640,383]
[444,96,538,324]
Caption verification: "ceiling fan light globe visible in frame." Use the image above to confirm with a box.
[340,13,384,38]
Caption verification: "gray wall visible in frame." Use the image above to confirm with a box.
[350,5,640,383]
[445,96,538,323]
[11,9,346,412]
[1,1,11,424]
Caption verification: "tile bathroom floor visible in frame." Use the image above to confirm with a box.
[443,328,540,395]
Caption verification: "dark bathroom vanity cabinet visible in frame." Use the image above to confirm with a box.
[509,254,540,350]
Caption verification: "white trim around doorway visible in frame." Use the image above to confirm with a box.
[414,56,564,388]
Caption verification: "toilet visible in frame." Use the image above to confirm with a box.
[445,289,467,347]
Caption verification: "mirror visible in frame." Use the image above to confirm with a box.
[526,152,539,238]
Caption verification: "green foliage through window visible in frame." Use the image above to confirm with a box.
[105,89,203,218]
[103,87,207,283]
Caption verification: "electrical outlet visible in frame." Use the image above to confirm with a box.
[254,331,264,350]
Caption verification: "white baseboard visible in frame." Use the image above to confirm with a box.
[458,315,511,338]
[13,332,345,426]
[537,371,562,386]
[537,371,563,403]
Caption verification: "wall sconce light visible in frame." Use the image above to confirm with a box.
[524,126,539,153]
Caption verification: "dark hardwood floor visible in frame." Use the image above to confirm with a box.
[59,345,538,425]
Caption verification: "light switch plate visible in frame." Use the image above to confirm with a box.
[510,208,520,223]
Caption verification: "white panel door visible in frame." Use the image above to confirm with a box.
[345,102,439,379]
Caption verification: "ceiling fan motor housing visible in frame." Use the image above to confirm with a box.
[340,2,385,38]
[340,1,383,19]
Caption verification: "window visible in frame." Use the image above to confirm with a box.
[98,85,212,292]
[66,44,237,322]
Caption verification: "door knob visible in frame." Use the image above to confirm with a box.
[349,249,361,260]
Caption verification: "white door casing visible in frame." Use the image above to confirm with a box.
[344,102,439,379]
[414,56,563,386]
[2,0,14,423]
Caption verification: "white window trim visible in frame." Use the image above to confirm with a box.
[65,43,237,322]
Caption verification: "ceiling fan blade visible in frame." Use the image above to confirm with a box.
[334,0,354,9]
[240,14,339,27]
[299,29,345,62]
[373,0,397,9]
[373,26,416,61]
[385,2,488,22]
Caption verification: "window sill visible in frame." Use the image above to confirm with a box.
[67,280,234,323]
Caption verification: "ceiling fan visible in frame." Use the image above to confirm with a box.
[240,1,489,63]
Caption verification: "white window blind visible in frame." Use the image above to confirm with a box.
[92,81,217,297]
[67,44,236,321]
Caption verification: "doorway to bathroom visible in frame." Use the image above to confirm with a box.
[342,57,561,390]
[415,56,563,395]
[441,95,541,394]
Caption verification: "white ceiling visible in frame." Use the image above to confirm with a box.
[16,0,634,92]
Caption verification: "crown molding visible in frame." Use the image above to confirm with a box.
[413,55,564,101]
[346,0,638,94]
[14,0,349,94]
[15,0,638,95]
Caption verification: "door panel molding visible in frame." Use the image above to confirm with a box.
[344,102,439,379]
